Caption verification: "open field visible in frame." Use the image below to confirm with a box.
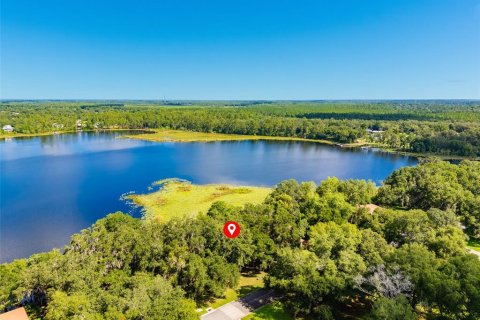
[125,129,335,144]
[129,179,271,221]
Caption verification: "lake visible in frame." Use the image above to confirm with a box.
[0,131,417,262]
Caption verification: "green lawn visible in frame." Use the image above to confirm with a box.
[128,179,271,222]
[0,131,67,139]
[468,240,480,252]
[243,301,292,320]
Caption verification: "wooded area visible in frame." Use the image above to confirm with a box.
[1,101,480,157]
[1,160,479,319]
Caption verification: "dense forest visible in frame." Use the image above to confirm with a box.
[1,100,480,157]
[1,160,479,319]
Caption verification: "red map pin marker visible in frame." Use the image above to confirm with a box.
[223,221,240,239]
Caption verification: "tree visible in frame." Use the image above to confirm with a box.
[178,254,208,300]
[355,265,412,299]
[427,208,459,228]
[337,179,377,205]
[264,191,308,247]
[123,274,197,320]
[388,243,480,319]
[367,296,416,320]
[313,192,355,224]
[2,169,479,319]
[0,259,27,311]
[267,222,377,317]
[376,161,480,238]
[45,291,98,320]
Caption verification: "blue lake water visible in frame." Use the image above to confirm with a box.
[0,131,417,262]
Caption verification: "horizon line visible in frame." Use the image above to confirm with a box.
[1,98,479,102]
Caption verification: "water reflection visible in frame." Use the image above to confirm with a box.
[0,131,152,161]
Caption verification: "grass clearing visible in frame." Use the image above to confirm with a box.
[202,272,266,313]
[125,129,335,144]
[468,240,480,252]
[129,179,271,222]
[0,131,68,139]
[243,301,292,320]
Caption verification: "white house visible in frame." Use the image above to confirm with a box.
[366,129,385,134]
[2,125,14,132]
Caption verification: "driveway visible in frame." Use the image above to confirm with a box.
[200,289,279,320]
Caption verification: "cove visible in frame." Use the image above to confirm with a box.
[0,131,417,262]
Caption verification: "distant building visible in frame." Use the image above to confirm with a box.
[366,129,385,134]
[366,129,384,142]
[0,307,30,320]
[52,123,64,129]
[359,204,381,214]
[75,119,83,130]
[2,125,14,132]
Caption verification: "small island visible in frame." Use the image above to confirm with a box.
[129,179,271,221]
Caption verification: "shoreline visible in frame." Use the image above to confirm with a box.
[124,129,479,161]
[0,128,151,140]
[124,129,336,145]
[1,128,478,161]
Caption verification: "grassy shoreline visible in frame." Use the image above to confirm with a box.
[0,131,74,139]
[0,128,149,140]
[124,128,336,145]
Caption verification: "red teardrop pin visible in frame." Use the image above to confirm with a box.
[223,221,240,239]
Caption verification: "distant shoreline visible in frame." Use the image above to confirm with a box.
[1,128,478,161]
[124,129,336,145]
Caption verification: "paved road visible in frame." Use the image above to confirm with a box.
[200,289,279,320]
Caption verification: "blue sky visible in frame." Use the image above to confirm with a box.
[1,0,479,99]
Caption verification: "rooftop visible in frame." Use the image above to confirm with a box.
[0,307,30,320]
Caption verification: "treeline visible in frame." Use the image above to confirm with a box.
[242,101,480,122]
[1,161,479,319]
[1,101,480,156]
[376,160,480,239]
